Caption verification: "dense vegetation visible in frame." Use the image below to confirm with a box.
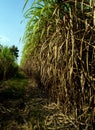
[0,45,19,80]
[21,0,94,129]
[0,0,94,130]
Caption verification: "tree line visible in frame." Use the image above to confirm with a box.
[0,45,19,80]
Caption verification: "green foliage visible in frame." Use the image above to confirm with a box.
[9,45,19,59]
[21,0,57,64]
[0,78,28,99]
[0,45,19,80]
[15,70,26,79]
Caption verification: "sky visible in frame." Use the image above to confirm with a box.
[0,0,33,63]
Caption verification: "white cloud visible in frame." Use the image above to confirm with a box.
[0,35,10,44]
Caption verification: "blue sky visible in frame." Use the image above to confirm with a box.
[0,0,33,63]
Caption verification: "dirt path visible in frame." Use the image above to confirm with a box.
[0,78,92,130]
[0,78,48,130]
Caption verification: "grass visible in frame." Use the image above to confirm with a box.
[0,78,28,99]
[0,76,94,130]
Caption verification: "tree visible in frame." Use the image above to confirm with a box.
[0,45,18,80]
[9,45,19,59]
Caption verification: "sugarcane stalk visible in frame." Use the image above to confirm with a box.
[93,0,95,26]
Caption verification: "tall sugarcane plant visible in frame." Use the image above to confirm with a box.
[22,0,94,129]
